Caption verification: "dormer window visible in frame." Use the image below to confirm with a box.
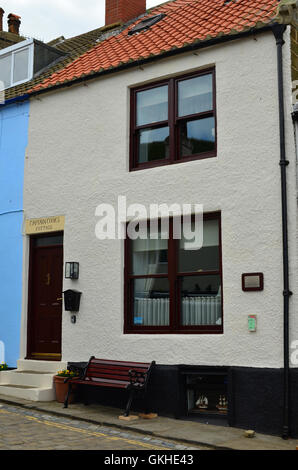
[0,39,33,89]
[0,38,66,90]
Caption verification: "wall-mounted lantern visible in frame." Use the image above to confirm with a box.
[65,262,79,280]
[242,273,264,292]
[63,289,82,312]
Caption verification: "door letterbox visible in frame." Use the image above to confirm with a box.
[63,289,82,312]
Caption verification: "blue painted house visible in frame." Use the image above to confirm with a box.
[0,100,29,367]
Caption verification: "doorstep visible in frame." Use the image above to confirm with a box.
[0,359,67,402]
[0,394,297,450]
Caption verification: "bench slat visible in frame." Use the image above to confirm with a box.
[72,378,129,389]
[85,377,130,387]
[86,372,144,383]
[87,366,148,376]
[88,364,150,373]
[91,359,152,368]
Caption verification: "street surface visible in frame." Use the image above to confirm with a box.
[0,403,206,450]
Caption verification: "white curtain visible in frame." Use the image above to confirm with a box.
[134,297,170,326]
[134,293,221,326]
[181,296,221,326]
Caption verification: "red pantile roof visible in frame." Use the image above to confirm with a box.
[32,0,279,93]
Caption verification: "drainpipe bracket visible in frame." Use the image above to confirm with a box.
[279,160,290,166]
[283,290,293,297]
[277,37,285,46]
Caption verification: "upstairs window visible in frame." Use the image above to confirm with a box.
[130,68,216,170]
[0,40,33,89]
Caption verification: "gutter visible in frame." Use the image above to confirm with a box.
[28,24,274,99]
[272,23,292,440]
[0,94,29,107]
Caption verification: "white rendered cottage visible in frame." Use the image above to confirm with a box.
[6,0,298,437]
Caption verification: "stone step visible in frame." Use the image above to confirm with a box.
[0,359,67,402]
[0,384,55,402]
[0,370,54,388]
[17,359,67,374]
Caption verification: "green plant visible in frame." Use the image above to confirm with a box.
[0,362,8,371]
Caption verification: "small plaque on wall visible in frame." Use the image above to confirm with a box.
[242,273,264,292]
[248,315,257,332]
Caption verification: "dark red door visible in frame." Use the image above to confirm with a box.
[27,234,63,360]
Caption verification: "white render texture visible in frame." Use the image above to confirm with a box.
[23,31,298,369]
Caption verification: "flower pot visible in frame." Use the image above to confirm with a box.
[54,376,77,404]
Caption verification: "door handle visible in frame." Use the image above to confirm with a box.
[57,297,63,301]
[45,273,51,286]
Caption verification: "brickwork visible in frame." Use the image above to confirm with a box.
[105,0,146,25]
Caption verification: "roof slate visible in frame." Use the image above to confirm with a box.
[30,0,279,94]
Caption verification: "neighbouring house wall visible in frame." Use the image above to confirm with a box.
[0,100,29,367]
[23,30,297,369]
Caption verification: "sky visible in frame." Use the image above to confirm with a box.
[0,0,163,42]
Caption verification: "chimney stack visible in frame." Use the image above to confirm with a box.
[8,13,21,35]
[105,0,146,26]
[0,8,4,32]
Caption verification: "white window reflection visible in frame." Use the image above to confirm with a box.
[178,74,213,117]
[0,40,33,90]
[13,48,30,84]
[137,85,168,126]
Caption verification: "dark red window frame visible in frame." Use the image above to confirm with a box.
[124,212,223,334]
[129,68,217,171]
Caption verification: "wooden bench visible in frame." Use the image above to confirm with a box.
[63,357,156,417]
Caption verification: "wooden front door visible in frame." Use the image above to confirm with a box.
[27,233,63,361]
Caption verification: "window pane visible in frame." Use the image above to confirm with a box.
[180,275,221,326]
[131,228,168,276]
[138,126,170,163]
[0,54,12,89]
[178,74,213,117]
[133,278,170,326]
[13,48,29,84]
[179,117,215,157]
[137,85,168,126]
[34,235,63,247]
[179,218,219,272]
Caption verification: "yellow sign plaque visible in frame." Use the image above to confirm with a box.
[25,215,65,235]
